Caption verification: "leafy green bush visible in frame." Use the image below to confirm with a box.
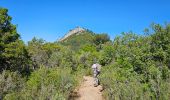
[100,25,170,100]
[20,67,78,100]
[100,65,170,100]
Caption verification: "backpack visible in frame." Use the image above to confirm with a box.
[97,64,101,72]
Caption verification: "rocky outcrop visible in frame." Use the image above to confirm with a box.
[60,27,86,41]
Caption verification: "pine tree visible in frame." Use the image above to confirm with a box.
[0,8,30,74]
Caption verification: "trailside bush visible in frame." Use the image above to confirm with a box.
[0,70,25,99]
[99,26,170,100]
[100,65,170,100]
[20,67,78,100]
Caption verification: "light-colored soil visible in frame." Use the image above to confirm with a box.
[70,76,103,100]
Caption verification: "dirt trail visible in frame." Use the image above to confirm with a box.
[70,76,103,100]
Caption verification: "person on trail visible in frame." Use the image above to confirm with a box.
[91,62,101,87]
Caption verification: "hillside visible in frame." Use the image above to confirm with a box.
[58,27,96,50]
[59,27,87,42]
[59,31,95,50]
[58,27,110,51]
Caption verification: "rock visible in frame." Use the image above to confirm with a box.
[59,26,86,41]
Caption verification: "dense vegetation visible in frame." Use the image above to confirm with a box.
[0,7,170,100]
[100,29,170,99]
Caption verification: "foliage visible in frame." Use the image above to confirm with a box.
[60,31,95,51]
[1,7,170,100]
[99,43,115,65]
[19,67,78,100]
[0,8,30,75]
[150,24,170,68]
[93,33,110,45]
[0,70,25,99]
[27,37,61,69]
[100,24,170,100]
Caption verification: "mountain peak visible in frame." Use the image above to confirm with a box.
[59,26,86,41]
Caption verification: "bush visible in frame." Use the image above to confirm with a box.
[99,27,170,100]
[20,66,78,100]
[100,65,170,100]
[0,70,25,99]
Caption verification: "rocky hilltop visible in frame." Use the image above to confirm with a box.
[59,27,86,41]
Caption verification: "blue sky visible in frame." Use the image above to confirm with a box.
[0,0,170,42]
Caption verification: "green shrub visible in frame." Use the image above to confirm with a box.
[0,70,25,99]
[20,66,78,100]
[100,65,170,100]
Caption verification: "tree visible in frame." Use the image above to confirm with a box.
[150,24,170,68]
[93,33,110,45]
[28,37,61,68]
[27,37,47,69]
[0,8,30,74]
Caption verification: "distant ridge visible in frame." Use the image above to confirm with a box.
[59,26,86,41]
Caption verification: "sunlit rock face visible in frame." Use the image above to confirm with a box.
[60,26,86,41]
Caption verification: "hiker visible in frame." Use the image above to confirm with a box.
[91,62,101,87]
